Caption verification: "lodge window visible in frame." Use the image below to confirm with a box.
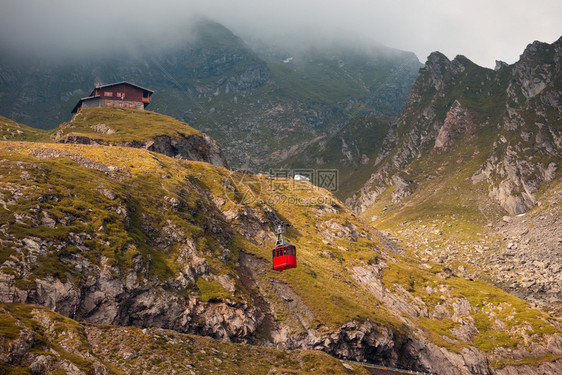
[117,92,124,98]
[104,92,112,97]
[105,101,112,107]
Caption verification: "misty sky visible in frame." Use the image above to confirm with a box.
[1,0,560,68]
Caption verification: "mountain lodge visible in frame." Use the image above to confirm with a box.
[71,82,153,114]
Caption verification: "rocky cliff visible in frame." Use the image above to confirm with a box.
[347,37,561,317]
[350,37,561,215]
[0,137,561,374]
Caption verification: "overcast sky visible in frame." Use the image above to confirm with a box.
[1,0,560,68]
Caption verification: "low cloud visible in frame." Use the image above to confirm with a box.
[1,0,560,67]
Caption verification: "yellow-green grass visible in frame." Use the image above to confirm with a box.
[380,257,562,356]
[0,304,122,375]
[0,140,396,331]
[49,107,202,143]
[0,116,47,142]
[1,140,560,364]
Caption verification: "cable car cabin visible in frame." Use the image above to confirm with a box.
[272,223,297,271]
[272,244,297,271]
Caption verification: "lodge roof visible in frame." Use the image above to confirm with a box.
[93,81,154,94]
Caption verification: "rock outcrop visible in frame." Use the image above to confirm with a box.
[1,304,368,375]
[59,131,229,168]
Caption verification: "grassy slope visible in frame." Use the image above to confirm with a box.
[365,118,504,232]
[0,116,48,142]
[0,140,398,330]
[49,107,202,143]
[0,139,560,369]
[0,303,369,375]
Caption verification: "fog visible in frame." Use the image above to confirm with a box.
[1,0,560,67]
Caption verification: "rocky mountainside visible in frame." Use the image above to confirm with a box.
[351,37,561,215]
[348,37,561,313]
[277,115,391,200]
[0,19,421,169]
[1,304,369,375]
[0,126,561,374]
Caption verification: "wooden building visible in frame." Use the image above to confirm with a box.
[72,82,153,114]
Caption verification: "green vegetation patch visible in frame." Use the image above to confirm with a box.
[196,277,231,302]
[0,304,125,375]
[0,116,47,142]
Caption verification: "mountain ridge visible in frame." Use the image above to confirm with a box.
[349,36,561,316]
[0,19,421,170]
[350,36,561,214]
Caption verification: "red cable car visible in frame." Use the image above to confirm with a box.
[272,224,297,271]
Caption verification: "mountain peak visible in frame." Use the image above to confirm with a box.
[418,51,455,91]
[452,54,473,65]
[519,38,559,63]
[426,51,450,65]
